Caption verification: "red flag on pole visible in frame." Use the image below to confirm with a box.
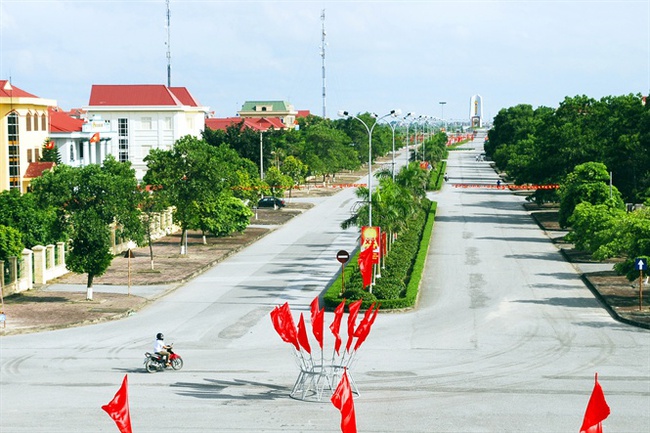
[330,299,346,355]
[270,302,300,351]
[331,369,357,433]
[310,297,324,349]
[101,374,132,433]
[358,245,373,288]
[297,313,311,354]
[90,132,100,143]
[580,373,610,433]
[345,299,363,353]
[353,303,379,351]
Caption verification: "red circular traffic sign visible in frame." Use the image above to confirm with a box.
[336,250,350,264]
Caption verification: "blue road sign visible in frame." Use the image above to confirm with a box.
[635,258,648,271]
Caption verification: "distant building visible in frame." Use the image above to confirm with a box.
[469,94,483,128]
[238,101,299,129]
[84,84,209,180]
[0,80,57,192]
[205,116,285,133]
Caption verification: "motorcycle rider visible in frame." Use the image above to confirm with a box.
[153,333,171,366]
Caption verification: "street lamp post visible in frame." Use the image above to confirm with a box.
[403,112,414,167]
[381,110,403,181]
[338,109,400,227]
[439,101,447,131]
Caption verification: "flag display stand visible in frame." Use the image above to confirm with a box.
[271,298,378,403]
[289,361,360,402]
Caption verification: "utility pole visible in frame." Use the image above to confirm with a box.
[166,0,171,87]
[320,9,327,119]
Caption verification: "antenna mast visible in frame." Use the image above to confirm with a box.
[320,9,326,118]
[166,0,171,87]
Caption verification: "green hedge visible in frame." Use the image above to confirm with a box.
[323,201,438,311]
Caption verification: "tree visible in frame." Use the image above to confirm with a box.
[0,224,23,264]
[143,136,252,255]
[31,156,144,299]
[281,155,308,198]
[0,189,61,249]
[40,138,61,164]
[558,162,625,228]
[263,166,292,197]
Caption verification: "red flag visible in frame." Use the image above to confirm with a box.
[381,231,387,257]
[297,313,311,354]
[101,374,132,433]
[358,245,373,288]
[310,297,324,349]
[353,303,379,351]
[329,299,346,355]
[331,369,357,433]
[345,299,363,353]
[90,132,100,143]
[45,140,55,150]
[270,303,299,351]
[580,373,610,433]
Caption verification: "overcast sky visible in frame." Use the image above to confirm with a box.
[1,0,648,122]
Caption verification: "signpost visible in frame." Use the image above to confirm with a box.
[336,250,350,295]
[635,258,648,311]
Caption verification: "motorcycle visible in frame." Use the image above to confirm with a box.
[144,344,183,373]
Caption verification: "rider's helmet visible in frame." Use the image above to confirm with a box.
[156,333,164,340]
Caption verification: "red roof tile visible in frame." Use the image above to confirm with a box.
[24,162,56,179]
[88,84,186,106]
[0,80,38,98]
[205,116,286,132]
[49,107,84,133]
[169,87,201,107]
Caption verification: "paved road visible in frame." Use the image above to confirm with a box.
[1,134,648,432]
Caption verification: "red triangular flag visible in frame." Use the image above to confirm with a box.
[270,303,300,351]
[329,299,346,355]
[358,244,374,288]
[331,369,357,433]
[580,373,610,433]
[345,299,363,353]
[297,313,311,354]
[353,303,379,351]
[90,132,100,143]
[310,297,324,350]
[101,374,132,433]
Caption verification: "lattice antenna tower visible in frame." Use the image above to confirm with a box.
[166,0,172,87]
[320,9,327,118]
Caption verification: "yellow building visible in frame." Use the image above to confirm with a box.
[0,80,56,192]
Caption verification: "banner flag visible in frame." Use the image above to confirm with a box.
[353,303,378,351]
[358,244,374,288]
[310,297,324,349]
[331,369,357,433]
[297,313,312,354]
[580,373,610,433]
[270,302,300,350]
[101,374,132,433]
[345,300,363,353]
[329,299,346,355]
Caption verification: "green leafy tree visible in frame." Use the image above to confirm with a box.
[0,224,24,264]
[281,155,308,198]
[40,138,61,164]
[31,156,144,299]
[558,162,625,228]
[263,166,292,197]
[143,136,251,255]
[0,189,61,248]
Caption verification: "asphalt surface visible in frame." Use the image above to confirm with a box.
[1,134,648,433]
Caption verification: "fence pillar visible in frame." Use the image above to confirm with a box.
[57,242,66,267]
[46,245,55,270]
[32,245,46,285]
[21,248,33,291]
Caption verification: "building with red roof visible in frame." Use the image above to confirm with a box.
[0,80,57,192]
[84,84,209,180]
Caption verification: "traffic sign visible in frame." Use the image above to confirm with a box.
[336,250,350,264]
[635,258,648,271]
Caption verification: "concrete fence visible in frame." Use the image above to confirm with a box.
[0,207,179,298]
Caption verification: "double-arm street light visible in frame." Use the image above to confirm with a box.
[402,112,415,167]
[338,109,400,227]
[380,110,404,181]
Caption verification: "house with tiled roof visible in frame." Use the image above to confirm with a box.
[48,107,97,168]
[238,101,300,129]
[84,84,209,179]
[0,80,57,192]
[204,116,285,133]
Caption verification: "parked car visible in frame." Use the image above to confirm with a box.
[257,196,285,208]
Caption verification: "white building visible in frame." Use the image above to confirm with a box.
[469,94,483,128]
[79,84,209,179]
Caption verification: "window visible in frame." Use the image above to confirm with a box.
[41,113,47,131]
[69,144,75,161]
[163,117,172,130]
[27,149,33,163]
[7,112,20,191]
[26,113,32,131]
[118,118,129,162]
[141,117,152,130]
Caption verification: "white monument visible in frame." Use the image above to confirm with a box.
[469,94,483,128]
